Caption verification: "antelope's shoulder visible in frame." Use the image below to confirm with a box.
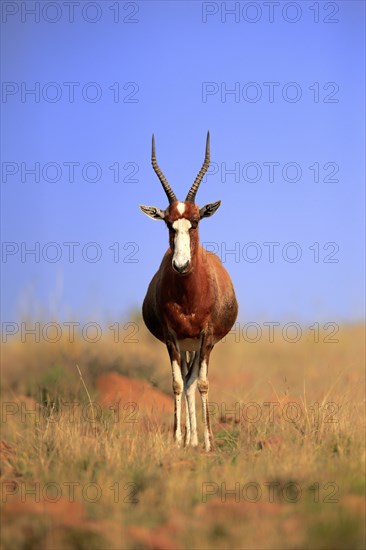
[201,247,235,282]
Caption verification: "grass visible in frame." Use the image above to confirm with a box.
[1,321,365,549]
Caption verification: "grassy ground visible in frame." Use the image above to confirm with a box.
[1,320,365,549]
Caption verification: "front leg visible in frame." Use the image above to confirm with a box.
[166,339,183,446]
[198,337,215,452]
[185,351,200,447]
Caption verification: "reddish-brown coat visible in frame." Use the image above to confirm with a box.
[143,201,238,346]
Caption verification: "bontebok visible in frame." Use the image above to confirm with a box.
[140,132,238,451]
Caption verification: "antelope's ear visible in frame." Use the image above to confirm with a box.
[199,200,221,219]
[139,205,165,220]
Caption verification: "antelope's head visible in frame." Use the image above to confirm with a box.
[140,132,221,275]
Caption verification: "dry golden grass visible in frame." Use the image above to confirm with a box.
[1,320,365,549]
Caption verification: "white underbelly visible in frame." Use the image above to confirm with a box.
[178,338,201,352]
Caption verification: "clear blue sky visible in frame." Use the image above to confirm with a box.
[1,1,365,326]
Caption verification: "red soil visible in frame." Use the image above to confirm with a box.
[95,371,173,418]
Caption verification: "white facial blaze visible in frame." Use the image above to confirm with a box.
[176,202,186,215]
[172,218,191,269]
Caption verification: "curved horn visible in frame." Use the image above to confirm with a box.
[151,134,177,204]
[186,131,210,203]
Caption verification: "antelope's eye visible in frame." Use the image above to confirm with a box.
[190,220,198,229]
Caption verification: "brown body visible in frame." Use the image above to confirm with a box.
[143,246,238,346]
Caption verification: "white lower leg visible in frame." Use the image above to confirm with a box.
[186,354,199,447]
[198,360,212,452]
[174,393,183,445]
[172,360,183,446]
[180,353,191,446]
[200,393,211,451]
[186,379,198,446]
[184,394,191,446]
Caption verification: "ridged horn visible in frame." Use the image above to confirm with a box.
[185,131,210,203]
[151,134,177,204]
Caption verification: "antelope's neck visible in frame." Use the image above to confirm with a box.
[167,245,211,302]
[160,245,216,339]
